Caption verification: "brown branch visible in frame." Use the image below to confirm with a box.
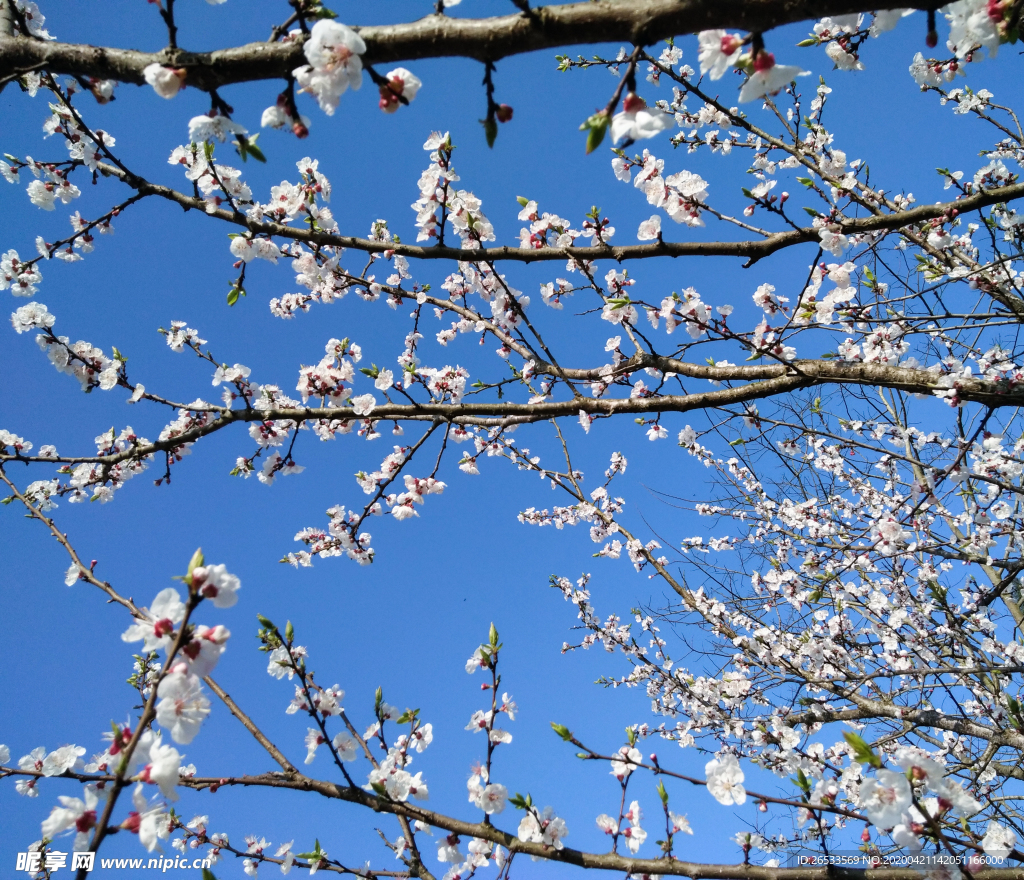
[0,0,13,39]
[0,1,934,90]
[0,465,144,617]
[5,358,1024,469]
[78,592,203,880]
[7,764,1022,879]
[203,675,299,775]
[93,161,1024,266]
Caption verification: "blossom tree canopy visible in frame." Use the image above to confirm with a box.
[3,0,1024,878]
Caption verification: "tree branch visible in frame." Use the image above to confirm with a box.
[92,160,1024,266]
[5,358,1024,469]
[0,1,938,91]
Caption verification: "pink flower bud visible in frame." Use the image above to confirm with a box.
[753,50,776,73]
[622,92,646,114]
[721,34,743,56]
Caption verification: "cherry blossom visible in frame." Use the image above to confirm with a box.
[1,249,43,296]
[137,738,182,801]
[705,754,746,805]
[379,67,422,113]
[7,4,1024,875]
[155,670,211,745]
[738,53,810,103]
[121,588,187,652]
[40,786,99,850]
[698,30,744,79]
[143,64,185,99]
[190,563,240,608]
[611,94,674,144]
[982,821,1016,859]
[293,20,366,115]
[517,806,569,850]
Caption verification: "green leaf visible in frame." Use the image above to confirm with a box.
[307,4,337,20]
[285,620,294,644]
[657,780,669,805]
[843,731,882,769]
[792,768,812,793]
[244,134,267,163]
[510,792,531,810]
[257,614,276,630]
[796,37,820,47]
[202,870,219,880]
[550,722,572,741]
[483,117,498,148]
[489,621,499,647]
[516,196,530,207]
[580,112,609,154]
[796,177,814,187]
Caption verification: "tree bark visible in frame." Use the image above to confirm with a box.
[0,0,928,90]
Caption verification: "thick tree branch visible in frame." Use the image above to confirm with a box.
[0,2,933,89]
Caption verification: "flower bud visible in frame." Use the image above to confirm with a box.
[753,50,776,73]
[721,34,744,56]
[622,92,646,114]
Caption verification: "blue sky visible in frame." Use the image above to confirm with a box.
[2,2,1022,875]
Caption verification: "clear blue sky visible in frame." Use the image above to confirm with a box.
[1,2,1020,874]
